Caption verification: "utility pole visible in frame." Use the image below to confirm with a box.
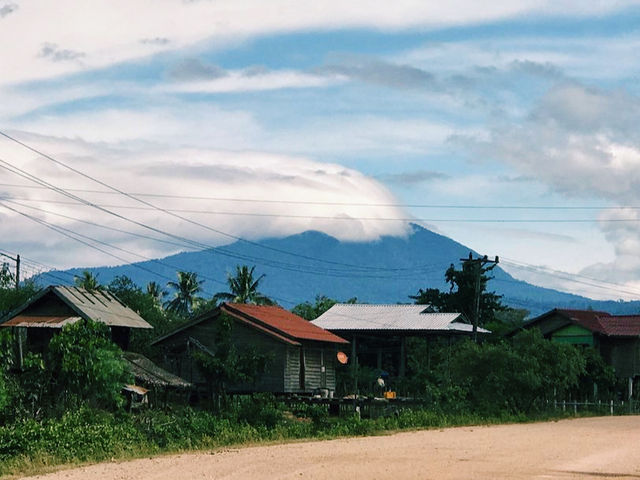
[459,252,499,343]
[0,252,22,369]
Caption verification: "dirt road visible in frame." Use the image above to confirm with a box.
[26,416,640,479]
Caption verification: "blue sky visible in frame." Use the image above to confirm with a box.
[1,0,640,299]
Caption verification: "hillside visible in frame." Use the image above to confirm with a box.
[38,224,640,316]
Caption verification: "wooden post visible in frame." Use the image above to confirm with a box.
[610,399,614,415]
[399,337,406,378]
[351,335,358,412]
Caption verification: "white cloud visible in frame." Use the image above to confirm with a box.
[0,131,411,269]
[2,0,638,87]
[453,81,640,295]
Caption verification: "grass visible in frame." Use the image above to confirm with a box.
[0,400,597,479]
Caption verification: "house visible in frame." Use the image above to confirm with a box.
[516,308,640,382]
[312,304,485,378]
[151,302,349,395]
[0,285,152,351]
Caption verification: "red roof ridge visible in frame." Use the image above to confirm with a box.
[222,303,348,344]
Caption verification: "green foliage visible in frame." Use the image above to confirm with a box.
[73,270,101,291]
[235,394,285,429]
[193,313,270,401]
[0,280,40,318]
[292,295,357,320]
[0,401,578,477]
[411,256,505,326]
[485,307,529,337]
[576,347,617,399]
[213,265,274,305]
[449,330,586,414]
[146,281,167,307]
[47,320,132,410]
[0,262,15,289]
[0,372,9,414]
[165,271,204,316]
[107,275,181,354]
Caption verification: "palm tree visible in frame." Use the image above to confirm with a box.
[146,281,167,306]
[164,271,204,316]
[74,270,101,291]
[213,265,274,305]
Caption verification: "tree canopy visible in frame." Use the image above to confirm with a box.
[213,265,273,305]
[411,255,505,327]
[165,271,204,316]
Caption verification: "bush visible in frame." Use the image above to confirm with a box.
[47,320,132,410]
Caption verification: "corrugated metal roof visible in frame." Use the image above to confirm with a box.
[224,303,349,344]
[0,286,152,330]
[55,286,152,329]
[312,304,487,333]
[123,352,192,389]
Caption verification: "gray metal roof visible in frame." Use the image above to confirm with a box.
[55,286,152,329]
[312,304,489,333]
[0,286,152,329]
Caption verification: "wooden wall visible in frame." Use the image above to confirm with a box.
[600,337,640,378]
[157,311,340,394]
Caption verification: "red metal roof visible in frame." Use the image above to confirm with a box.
[223,303,348,344]
[2,315,81,327]
[556,309,611,334]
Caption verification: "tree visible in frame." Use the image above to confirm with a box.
[411,256,505,328]
[292,295,357,320]
[146,281,166,307]
[213,265,273,305]
[449,330,585,414]
[165,271,204,316]
[74,270,101,291]
[0,262,15,289]
[48,319,131,410]
[193,313,269,408]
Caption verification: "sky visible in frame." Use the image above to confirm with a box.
[2,0,640,300]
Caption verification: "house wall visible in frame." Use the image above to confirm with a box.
[600,337,640,378]
[158,313,340,394]
[551,324,594,346]
[158,313,286,393]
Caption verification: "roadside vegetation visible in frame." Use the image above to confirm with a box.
[0,262,628,477]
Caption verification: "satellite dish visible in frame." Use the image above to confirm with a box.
[337,351,348,364]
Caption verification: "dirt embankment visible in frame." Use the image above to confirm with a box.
[25,416,640,480]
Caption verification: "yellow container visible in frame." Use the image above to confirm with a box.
[384,391,396,399]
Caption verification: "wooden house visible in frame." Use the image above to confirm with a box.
[312,303,483,378]
[151,303,348,394]
[517,309,640,392]
[0,285,152,351]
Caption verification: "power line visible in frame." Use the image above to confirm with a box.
[0,182,630,210]
[0,155,430,274]
[4,195,638,223]
[500,258,640,299]
[0,131,424,272]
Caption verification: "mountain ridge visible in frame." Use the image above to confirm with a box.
[37,224,640,316]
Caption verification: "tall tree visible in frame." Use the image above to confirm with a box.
[146,281,167,307]
[74,270,101,291]
[165,271,204,316]
[411,255,505,327]
[213,265,273,305]
[292,295,357,320]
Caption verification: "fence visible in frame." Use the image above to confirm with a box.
[551,399,640,415]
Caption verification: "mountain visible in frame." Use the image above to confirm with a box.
[38,223,640,316]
